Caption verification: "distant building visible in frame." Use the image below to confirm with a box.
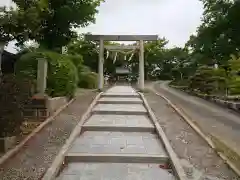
[115,67,131,83]
[115,67,131,75]
[1,50,17,74]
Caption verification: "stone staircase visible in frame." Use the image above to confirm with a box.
[55,86,176,180]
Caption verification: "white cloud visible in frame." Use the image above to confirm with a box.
[79,0,204,47]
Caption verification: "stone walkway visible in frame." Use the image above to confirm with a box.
[55,86,175,180]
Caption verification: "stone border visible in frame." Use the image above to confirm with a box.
[139,93,187,180]
[48,97,68,115]
[0,98,76,166]
[42,92,103,180]
[150,88,240,177]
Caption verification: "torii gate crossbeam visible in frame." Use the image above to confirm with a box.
[84,35,158,91]
[105,45,138,50]
[85,35,158,41]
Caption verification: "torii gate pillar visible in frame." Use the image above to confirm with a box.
[139,40,144,91]
[98,39,104,90]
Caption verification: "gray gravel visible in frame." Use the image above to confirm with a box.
[145,91,239,180]
[0,90,97,180]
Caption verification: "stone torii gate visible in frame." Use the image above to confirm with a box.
[84,35,158,91]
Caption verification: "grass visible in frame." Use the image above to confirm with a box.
[20,121,41,135]
[211,135,240,172]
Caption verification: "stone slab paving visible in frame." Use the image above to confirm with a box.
[92,104,147,114]
[67,131,167,156]
[107,86,137,93]
[84,114,154,128]
[57,163,175,180]
[102,86,139,97]
[102,92,139,97]
[98,97,142,104]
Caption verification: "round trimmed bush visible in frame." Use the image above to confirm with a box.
[15,51,78,97]
[78,70,98,89]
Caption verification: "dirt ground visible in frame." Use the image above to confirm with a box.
[0,90,97,180]
[145,91,239,180]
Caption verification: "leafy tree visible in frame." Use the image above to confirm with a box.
[186,0,240,65]
[67,35,99,72]
[0,0,103,50]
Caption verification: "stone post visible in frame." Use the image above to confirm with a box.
[98,39,104,90]
[24,58,49,123]
[37,58,48,95]
[138,40,144,90]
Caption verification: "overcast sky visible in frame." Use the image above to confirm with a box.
[1,0,204,53]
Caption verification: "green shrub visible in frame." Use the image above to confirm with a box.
[78,71,98,89]
[71,61,97,89]
[15,51,78,97]
[188,66,227,95]
[45,52,78,97]
[77,64,91,74]
[0,75,33,137]
[68,54,83,67]
[229,77,240,95]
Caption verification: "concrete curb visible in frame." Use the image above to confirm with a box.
[150,87,240,177]
[139,92,187,180]
[42,92,103,180]
[0,98,76,167]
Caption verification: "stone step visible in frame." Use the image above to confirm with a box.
[98,97,143,104]
[65,153,169,164]
[106,86,137,93]
[85,114,153,127]
[101,92,140,98]
[67,131,168,157]
[82,125,155,133]
[57,163,174,180]
[92,104,147,115]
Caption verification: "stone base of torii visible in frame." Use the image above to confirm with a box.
[84,35,158,91]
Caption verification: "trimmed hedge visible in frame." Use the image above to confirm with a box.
[15,51,78,97]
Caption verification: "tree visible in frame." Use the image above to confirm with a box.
[186,0,240,66]
[67,35,99,72]
[127,38,169,80]
[0,0,103,50]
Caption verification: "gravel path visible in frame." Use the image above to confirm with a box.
[154,81,240,152]
[0,90,97,180]
[145,91,239,180]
